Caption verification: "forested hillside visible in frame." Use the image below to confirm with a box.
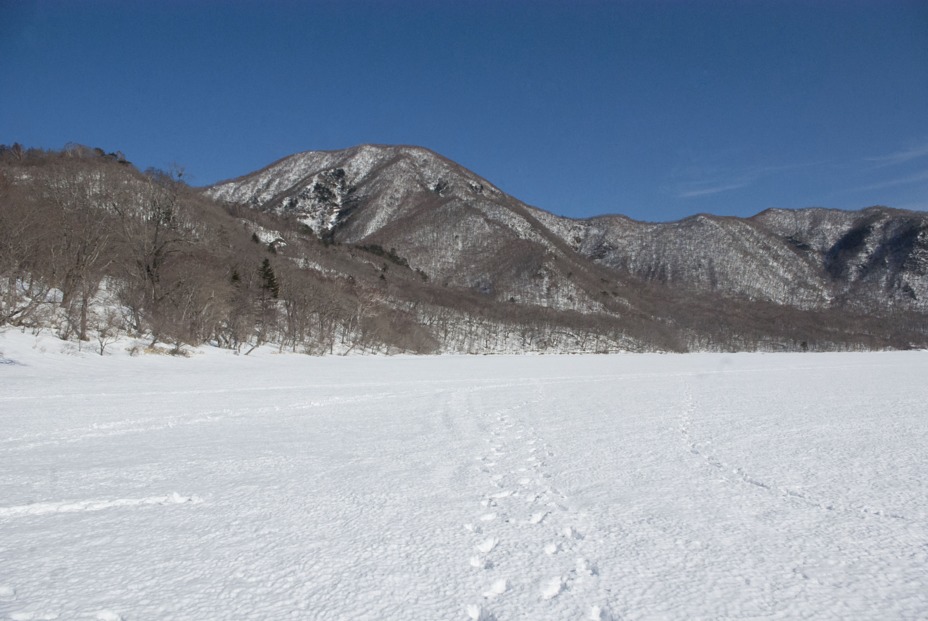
[2,143,926,355]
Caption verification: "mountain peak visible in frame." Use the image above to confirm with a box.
[207,143,507,240]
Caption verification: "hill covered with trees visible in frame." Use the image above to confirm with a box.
[2,143,926,355]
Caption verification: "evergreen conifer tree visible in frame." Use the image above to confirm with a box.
[259,258,279,299]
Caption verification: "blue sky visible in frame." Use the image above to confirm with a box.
[2,1,926,221]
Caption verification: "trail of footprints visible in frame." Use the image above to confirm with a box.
[463,398,608,620]
[678,384,908,522]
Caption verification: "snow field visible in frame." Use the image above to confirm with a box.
[1,331,927,619]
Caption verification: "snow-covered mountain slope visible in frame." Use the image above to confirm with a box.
[208,145,928,316]
[538,206,928,311]
[566,213,832,308]
[2,333,927,619]
[208,145,634,315]
[5,145,924,355]
[754,206,928,309]
[209,145,507,242]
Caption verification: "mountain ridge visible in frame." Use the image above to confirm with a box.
[2,142,925,355]
[207,144,928,316]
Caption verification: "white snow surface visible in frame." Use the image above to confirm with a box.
[1,331,927,620]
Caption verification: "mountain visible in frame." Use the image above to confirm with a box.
[208,145,928,320]
[537,206,928,313]
[1,143,924,356]
[209,145,634,316]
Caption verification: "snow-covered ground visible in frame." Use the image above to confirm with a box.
[1,331,926,620]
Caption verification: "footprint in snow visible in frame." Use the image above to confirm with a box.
[482,578,508,599]
[575,557,598,577]
[540,576,565,600]
[476,537,499,554]
[470,555,489,569]
[563,526,583,540]
[466,604,494,621]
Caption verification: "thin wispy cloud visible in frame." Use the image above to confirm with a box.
[853,169,928,192]
[669,162,762,200]
[865,141,928,167]
[670,160,827,200]
[677,182,751,198]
